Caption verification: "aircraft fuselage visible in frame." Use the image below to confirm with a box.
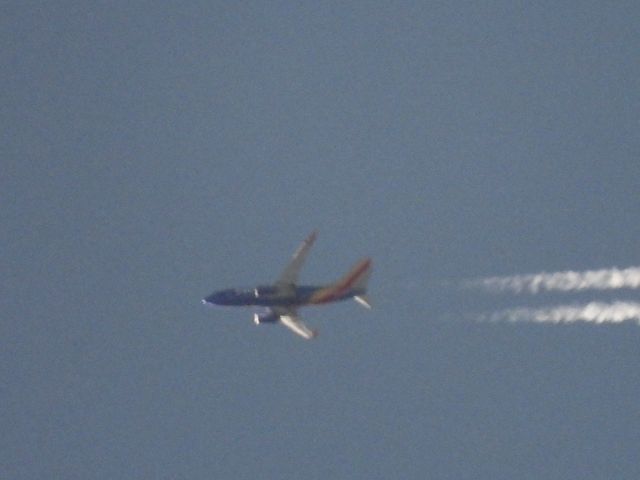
[203,284,364,308]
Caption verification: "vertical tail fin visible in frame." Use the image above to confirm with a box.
[309,258,373,305]
[350,258,372,309]
[347,258,372,292]
[340,258,373,309]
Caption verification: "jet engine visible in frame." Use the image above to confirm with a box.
[254,312,279,325]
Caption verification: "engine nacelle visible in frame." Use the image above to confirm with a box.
[254,312,279,325]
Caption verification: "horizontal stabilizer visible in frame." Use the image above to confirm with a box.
[354,295,372,309]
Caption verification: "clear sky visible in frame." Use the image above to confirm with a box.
[4,2,640,479]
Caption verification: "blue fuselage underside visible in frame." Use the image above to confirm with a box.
[204,285,362,307]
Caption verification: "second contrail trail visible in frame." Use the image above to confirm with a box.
[476,301,640,325]
[463,266,640,294]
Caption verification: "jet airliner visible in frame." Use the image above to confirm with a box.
[202,231,372,339]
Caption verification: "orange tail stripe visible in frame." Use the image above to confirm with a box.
[311,259,371,303]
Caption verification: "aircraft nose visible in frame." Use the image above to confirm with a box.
[203,291,224,305]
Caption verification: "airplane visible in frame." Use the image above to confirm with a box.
[201,231,372,339]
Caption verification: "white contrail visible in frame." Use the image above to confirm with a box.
[464,266,640,294]
[478,301,640,326]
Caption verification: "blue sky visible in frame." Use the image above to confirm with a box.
[4,2,640,479]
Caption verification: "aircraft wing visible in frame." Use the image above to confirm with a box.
[274,308,318,340]
[275,230,317,286]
